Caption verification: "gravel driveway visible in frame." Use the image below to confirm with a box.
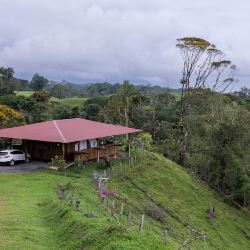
[0,161,49,173]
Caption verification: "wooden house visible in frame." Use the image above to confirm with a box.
[0,118,141,162]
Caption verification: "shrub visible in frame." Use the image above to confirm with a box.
[136,133,154,151]
[50,156,67,172]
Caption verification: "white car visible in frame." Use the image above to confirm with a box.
[0,150,31,166]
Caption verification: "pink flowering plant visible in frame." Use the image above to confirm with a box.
[99,189,117,198]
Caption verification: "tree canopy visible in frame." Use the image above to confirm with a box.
[29,73,48,90]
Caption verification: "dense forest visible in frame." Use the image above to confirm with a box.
[0,38,249,209]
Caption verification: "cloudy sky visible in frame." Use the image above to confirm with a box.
[0,0,249,89]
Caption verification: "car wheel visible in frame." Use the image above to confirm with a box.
[10,160,15,166]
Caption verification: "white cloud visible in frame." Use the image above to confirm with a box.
[0,0,249,88]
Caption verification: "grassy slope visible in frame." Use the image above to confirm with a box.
[15,91,87,107]
[0,166,166,250]
[0,153,249,249]
[109,153,250,249]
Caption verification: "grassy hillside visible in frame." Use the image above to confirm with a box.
[0,166,166,250]
[0,153,249,249]
[15,91,87,107]
[109,153,250,249]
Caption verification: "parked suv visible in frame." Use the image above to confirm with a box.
[0,150,31,166]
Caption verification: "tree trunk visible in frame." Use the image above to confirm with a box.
[178,84,189,167]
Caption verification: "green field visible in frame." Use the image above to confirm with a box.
[15,91,34,97]
[0,153,249,249]
[15,91,87,107]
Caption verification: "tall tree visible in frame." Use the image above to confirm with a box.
[29,73,48,90]
[119,80,135,127]
[176,37,236,166]
[0,67,15,96]
[48,84,71,99]
[101,81,135,127]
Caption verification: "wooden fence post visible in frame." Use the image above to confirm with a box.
[139,214,144,233]
[97,149,100,162]
[127,210,132,227]
[111,199,115,216]
[98,178,101,190]
[163,230,168,246]
[120,202,124,219]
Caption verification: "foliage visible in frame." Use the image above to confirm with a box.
[29,73,48,90]
[176,37,236,166]
[0,67,249,207]
[48,84,72,99]
[31,91,51,103]
[136,133,153,151]
[0,104,25,128]
[74,159,85,169]
[0,67,15,96]
[50,156,67,172]
[84,103,102,120]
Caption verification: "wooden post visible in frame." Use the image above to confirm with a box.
[120,202,124,218]
[127,210,132,227]
[163,230,168,246]
[23,140,28,157]
[128,135,131,157]
[62,144,65,160]
[139,214,144,233]
[114,143,117,159]
[111,199,115,216]
[108,208,112,217]
[98,177,102,190]
[97,149,100,162]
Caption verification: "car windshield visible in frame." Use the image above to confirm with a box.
[0,152,8,156]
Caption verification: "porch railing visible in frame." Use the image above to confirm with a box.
[74,144,118,162]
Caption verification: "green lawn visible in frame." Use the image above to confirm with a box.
[15,91,34,97]
[0,153,249,249]
[15,91,88,107]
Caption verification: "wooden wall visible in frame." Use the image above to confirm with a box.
[64,142,75,161]
[23,140,118,162]
[23,140,63,161]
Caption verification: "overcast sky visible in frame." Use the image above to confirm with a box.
[0,0,249,89]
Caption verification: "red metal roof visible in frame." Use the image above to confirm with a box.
[0,118,141,143]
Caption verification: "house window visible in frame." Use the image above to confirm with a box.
[90,139,97,148]
[75,140,88,151]
[86,139,97,149]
